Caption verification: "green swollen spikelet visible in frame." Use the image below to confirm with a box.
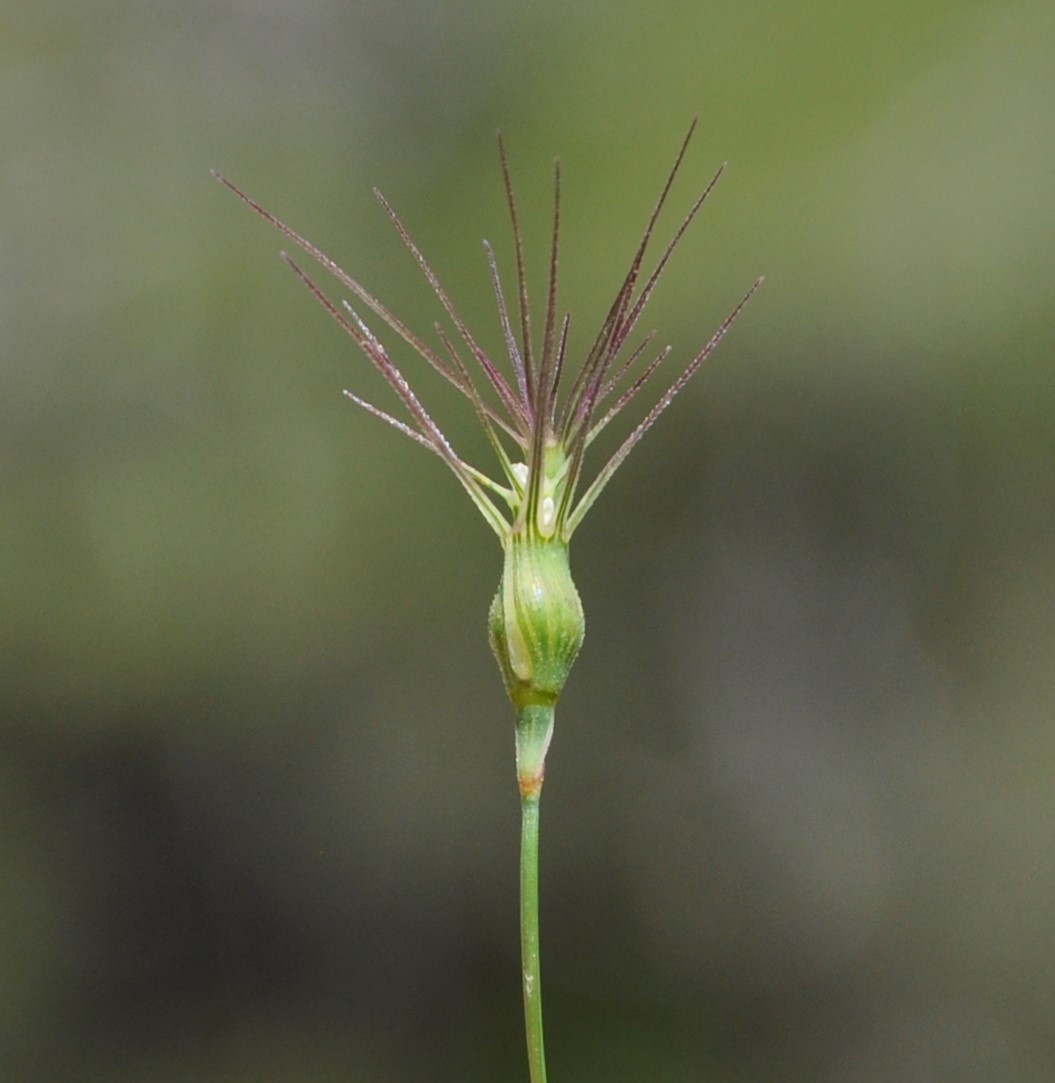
[488,442,585,797]
[489,535,584,711]
[489,513,584,799]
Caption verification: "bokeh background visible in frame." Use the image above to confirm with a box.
[3,1,1054,1079]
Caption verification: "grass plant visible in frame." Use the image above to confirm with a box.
[216,123,760,1080]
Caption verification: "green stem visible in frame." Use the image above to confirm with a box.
[520,789,547,1083]
[515,703,555,1081]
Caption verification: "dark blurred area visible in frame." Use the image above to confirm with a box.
[3,1,1054,1079]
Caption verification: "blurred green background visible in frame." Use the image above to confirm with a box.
[3,1,1054,1079]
